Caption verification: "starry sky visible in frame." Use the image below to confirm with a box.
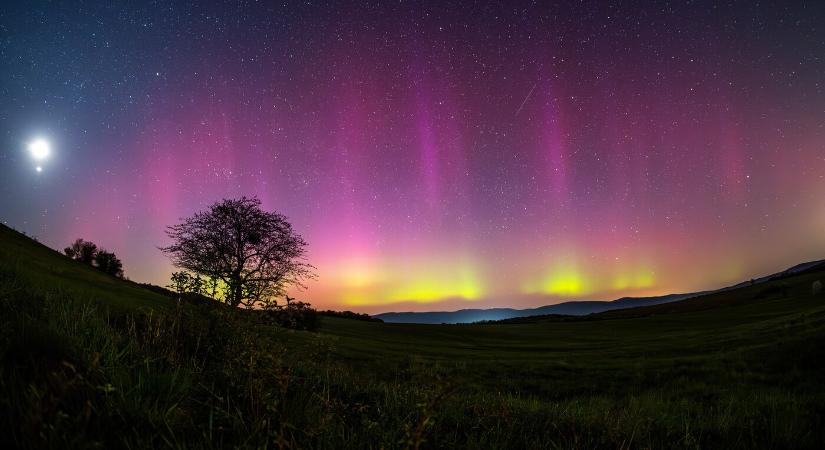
[1,1,824,313]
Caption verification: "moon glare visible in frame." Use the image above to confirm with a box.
[28,138,50,160]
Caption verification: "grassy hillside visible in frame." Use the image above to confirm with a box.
[0,224,169,312]
[1,223,824,448]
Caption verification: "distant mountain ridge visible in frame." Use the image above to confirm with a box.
[373,260,825,324]
[373,292,703,324]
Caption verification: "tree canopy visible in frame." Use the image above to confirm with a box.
[64,239,97,265]
[63,238,124,278]
[160,197,314,308]
[94,250,124,278]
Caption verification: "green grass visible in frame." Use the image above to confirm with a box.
[0,224,170,312]
[1,223,824,448]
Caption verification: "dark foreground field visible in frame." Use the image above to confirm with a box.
[1,224,824,449]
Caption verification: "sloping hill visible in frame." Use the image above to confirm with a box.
[0,223,169,312]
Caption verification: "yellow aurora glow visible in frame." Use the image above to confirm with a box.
[388,266,482,304]
[325,252,678,308]
[518,256,595,296]
[331,256,483,306]
[611,268,655,290]
[522,270,589,295]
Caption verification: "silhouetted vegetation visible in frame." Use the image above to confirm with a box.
[168,270,205,295]
[93,249,123,278]
[258,299,319,330]
[161,196,315,309]
[320,309,384,322]
[63,238,123,278]
[63,238,97,264]
[163,272,320,330]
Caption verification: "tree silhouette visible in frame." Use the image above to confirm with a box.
[160,196,314,308]
[64,239,97,265]
[64,239,125,278]
[94,250,124,278]
[169,271,206,296]
[169,271,190,294]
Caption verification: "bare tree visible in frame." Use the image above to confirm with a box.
[160,197,314,308]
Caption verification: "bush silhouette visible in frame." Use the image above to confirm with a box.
[63,238,124,278]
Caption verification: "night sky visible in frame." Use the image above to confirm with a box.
[2,1,824,312]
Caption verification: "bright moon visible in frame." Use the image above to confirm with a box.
[36,166,42,172]
[28,138,50,160]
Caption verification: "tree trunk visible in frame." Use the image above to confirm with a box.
[229,276,243,307]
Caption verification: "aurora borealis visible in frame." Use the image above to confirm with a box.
[1,1,824,312]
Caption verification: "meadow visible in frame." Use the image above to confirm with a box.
[1,223,824,449]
